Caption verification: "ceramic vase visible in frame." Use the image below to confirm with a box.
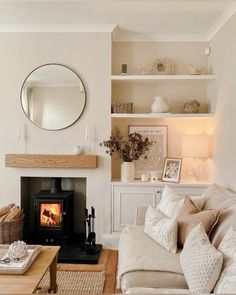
[151,96,170,113]
[121,162,134,182]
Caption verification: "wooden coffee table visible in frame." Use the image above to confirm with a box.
[0,245,60,294]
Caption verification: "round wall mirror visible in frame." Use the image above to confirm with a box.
[21,64,86,130]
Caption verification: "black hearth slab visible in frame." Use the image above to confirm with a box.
[58,244,102,264]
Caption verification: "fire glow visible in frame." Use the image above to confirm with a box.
[40,203,61,227]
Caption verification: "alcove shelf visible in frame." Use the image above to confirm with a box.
[111,74,217,82]
[111,113,215,119]
[5,154,98,169]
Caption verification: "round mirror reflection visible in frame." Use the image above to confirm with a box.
[21,64,86,130]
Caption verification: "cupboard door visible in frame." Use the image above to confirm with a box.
[112,185,160,232]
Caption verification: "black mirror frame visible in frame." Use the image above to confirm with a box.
[20,63,87,131]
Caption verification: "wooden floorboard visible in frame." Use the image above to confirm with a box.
[57,249,119,293]
[103,250,118,294]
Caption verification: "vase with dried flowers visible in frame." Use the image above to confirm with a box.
[100,130,153,182]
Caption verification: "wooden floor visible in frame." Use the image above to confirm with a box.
[57,249,118,293]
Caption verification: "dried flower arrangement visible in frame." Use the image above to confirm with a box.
[100,130,153,162]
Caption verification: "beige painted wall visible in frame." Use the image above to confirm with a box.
[209,14,236,191]
[0,32,111,242]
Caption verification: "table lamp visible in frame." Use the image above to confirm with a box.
[182,134,210,181]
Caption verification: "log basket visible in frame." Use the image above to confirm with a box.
[0,215,24,244]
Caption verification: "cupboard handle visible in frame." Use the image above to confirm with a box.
[156,190,160,194]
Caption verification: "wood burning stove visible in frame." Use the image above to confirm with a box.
[34,178,73,242]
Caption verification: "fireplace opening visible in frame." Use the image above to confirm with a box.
[21,177,102,264]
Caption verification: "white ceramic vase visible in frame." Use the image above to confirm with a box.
[151,96,170,113]
[121,162,134,182]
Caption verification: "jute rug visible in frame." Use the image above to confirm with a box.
[37,270,105,294]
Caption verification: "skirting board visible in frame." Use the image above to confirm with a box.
[101,234,120,250]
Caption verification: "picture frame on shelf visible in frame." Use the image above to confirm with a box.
[162,157,182,183]
[128,125,168,179]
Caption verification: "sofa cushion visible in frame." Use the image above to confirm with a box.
[121,271,187,293]
[144,206,178,253]
[203,183,236,211]
[180,223,223,293]
[159,185,186,219]
[210,207,236,247]
[176,198,219,246]
[117,225,183,289]
[213,227,236,293]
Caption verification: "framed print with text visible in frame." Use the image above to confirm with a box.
[129,125,168,179]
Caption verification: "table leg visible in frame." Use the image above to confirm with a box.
[49,255,58,293]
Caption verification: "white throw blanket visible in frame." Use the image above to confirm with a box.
[117,226,183,288]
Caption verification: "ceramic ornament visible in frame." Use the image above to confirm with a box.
[189,64,204,75]
[8,241,28,260]
[150,57,175,75]
[151,96,170,113]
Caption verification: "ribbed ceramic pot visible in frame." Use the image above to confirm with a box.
[121,162,134,182]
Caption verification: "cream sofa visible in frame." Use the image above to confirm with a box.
[117,183,236,293]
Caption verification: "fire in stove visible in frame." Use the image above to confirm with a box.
[40,203,61,227]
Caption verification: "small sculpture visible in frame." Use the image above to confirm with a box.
[189,64,204,75]
[184,100,201,113]
[150,58,175,75]
[8,241,27,260]
[151,96,170,113]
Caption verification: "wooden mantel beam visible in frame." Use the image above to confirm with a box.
[5,154,98,169]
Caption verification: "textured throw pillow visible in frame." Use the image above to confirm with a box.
[177,198,219,246]
[144,206,178,253]
[158,185,186,219]
[214,227,236,293]
[180,223,223,293]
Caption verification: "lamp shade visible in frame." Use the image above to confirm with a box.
[182,134,210,158]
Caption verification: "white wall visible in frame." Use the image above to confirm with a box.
[209,14,236,191]
[0,32,111,243]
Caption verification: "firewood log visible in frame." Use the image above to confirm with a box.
[0,203,15,217]
[0,213,8,222]
[4,206,21,222]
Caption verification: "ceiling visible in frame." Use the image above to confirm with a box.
[0,0,235,41]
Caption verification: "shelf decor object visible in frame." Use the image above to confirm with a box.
[129,125,168,179]
[182,134,210,181]
[162,157,182,183]
[189,64,205,75]
[151,96,170,113]
[5,154,98,168]
[111,102,133,113]
[100,130,153,182]
[149,57,175,75]
[121,162,135,182]
[184,100,201,113]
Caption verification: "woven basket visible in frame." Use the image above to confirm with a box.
[0,215,24,244]
[112,102,133,113]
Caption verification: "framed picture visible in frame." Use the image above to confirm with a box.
[129,125,168,179]
[162,157,182,183]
